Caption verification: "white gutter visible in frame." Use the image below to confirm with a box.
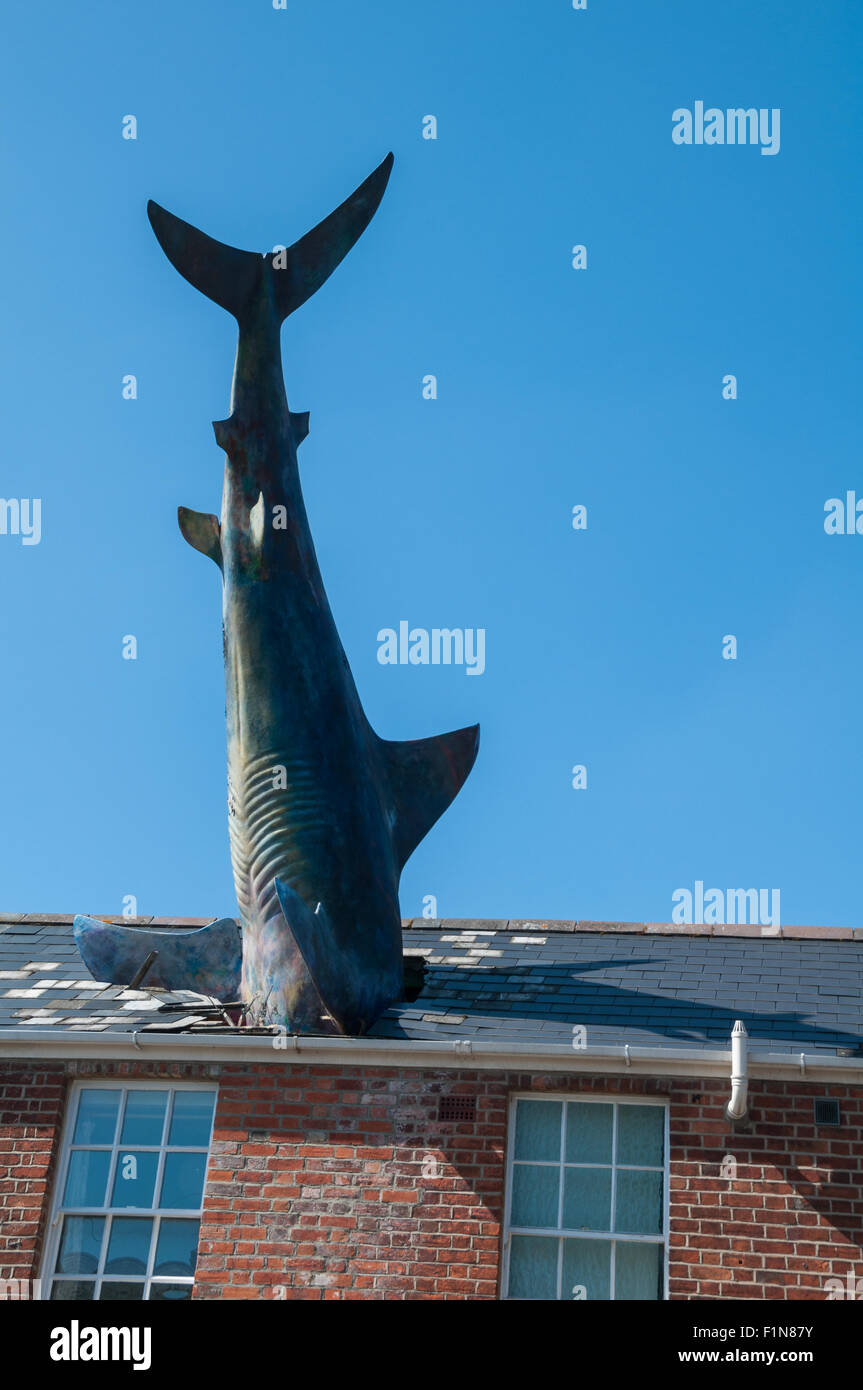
[0,1027,860,1083]
[725,1019,749,1120]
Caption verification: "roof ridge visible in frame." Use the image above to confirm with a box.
[402,919,863,941]
[2,913,861,941]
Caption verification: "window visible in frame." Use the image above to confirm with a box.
[502,1096,667,1300]
[42,1082,217,1301]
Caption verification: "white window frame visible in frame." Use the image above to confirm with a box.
[501,1092,670,1301]
[39,1078,217,1302]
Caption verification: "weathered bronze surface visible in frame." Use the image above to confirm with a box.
[75,156,478,1035]
[74,916,242,998]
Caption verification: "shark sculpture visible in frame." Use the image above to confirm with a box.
[74,153,479,1036]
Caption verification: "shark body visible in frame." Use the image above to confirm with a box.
[129,154,478,1034]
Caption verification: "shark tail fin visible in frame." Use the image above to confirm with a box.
[147,202,263,321]
[269,153,393,321]
[147,152,393,325]
[378,723,480,872]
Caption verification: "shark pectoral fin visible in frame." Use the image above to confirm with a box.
[379,723,480,871]
[178,506,222,566]
[290,411,310,448]
[273,879,352,1034]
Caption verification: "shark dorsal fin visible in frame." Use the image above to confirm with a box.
[378,724,480,873]
[178,506,222,566]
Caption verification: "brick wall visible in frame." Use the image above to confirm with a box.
[197,1064,506,1300]
[0,1058,860,1300]
[668,1075,863,1299]
[197,1066,863,1301]
[0,1061,66,1288]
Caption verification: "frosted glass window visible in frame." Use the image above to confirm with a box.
[562,1238,611,1301]
[44,1084,216,1302]
[511,1164,560,1228]
[505,1098,666,1300]
[565,1102,613,1164]
[615,1169,664,1236]
[508,1236,558,1300]
[617,1104,664,1167]
[562,1166,612,1231]
[616,1242,663,1300]
[513,1100,562,1160]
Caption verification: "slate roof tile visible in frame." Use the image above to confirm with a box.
[0,918,859,1053]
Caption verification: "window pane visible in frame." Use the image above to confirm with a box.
[617,1106,664,1167]
[168,1091,216,1147]
[615,1169,663,1235]
[565,1102,613,1164]
[72,1090,121,1146]
[98,1281,145,1301]
[154,1219,200,1277]
[513,1100,561,1161]
[562,1238,611,1301]
[120,1091,168,1147]
[56,1216,105,1275]
[511,1163,559,1228]
[110,1151,159,1209]
[562,1167,612,1232]
[50,1280,95,1300]
[63,1150,111,1208]
[159,1152,208,1209]
[149,1282,194,1301]
[105,1218,153,1275]
[508,1235,558,1299]
[615,1241,663,1299]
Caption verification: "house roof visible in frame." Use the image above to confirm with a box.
[0,914,861,1056]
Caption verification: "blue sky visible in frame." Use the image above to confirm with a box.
[1,1,861,926]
